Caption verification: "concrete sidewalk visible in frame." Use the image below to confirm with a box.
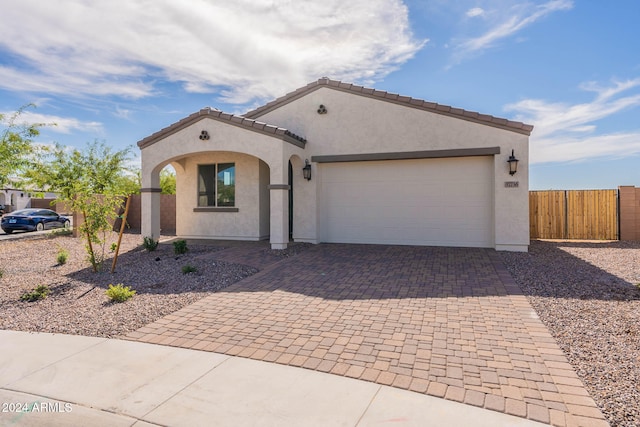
[0,330,547,427]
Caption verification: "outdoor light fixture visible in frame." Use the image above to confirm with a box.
[507,149,519,176]
[303,159,312,181]
[199,130,210,140]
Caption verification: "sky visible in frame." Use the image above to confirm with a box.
[0,0,638,190]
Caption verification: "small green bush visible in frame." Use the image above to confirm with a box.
[173,239,188,255]
[21,285,51,302]
[57,248,69,265]
[0,268,4,279]
[105,283,136,303]
[142,236,159,252]
[110,242,118,252]
[182,265,197,274]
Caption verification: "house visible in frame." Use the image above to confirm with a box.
[138,78,532,252]
[0,186,59,213]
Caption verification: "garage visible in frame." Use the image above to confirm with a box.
[318,156,494,247]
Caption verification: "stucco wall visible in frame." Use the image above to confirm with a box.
[176,152,267,240]
[256,87,530,251]
[140,117,294,188]
[289,155,317,243]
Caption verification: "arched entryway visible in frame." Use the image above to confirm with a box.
[144,151,273,242]
[138,110,308,249]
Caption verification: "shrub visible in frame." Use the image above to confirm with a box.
[142,236,159,252]
[48,228,73,238]
[57,248,69,265]
[110,242,117,252]
[0,268,4,279]
[21,285,51,302]
[173,239,188,255]
[105,283,136,303]
[87,250,104,272]
[182,265,197,274]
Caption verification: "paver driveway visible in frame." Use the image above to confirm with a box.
[127,243,607,427]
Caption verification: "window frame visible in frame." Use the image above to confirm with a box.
[196,163,237,211]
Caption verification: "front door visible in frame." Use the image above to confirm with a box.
[288,160,293,240]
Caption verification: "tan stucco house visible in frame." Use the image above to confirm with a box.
[138,78,533,252]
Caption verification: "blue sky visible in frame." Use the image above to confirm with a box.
[0,0,638,190]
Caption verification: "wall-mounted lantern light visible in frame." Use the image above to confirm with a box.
[303,159,312,181]
[199,130,210,140]
[317,104,327,114]
[507,149,519,176]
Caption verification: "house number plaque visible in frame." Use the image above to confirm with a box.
[504,181,519,188]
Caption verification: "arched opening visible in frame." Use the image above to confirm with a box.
[157,164,177,235]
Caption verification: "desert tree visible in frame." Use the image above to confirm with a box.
[0,104,49,187]
[27,141,134,272]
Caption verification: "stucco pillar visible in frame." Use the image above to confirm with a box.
[269,184,289,249]
[141,188,161,239]
[494,145,529,252]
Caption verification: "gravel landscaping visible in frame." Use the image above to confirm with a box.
[500,240,640,427]
[0,232,259,337]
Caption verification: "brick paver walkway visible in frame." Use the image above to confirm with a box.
[127,244,607,427]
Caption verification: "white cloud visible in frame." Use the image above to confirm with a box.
[113,107,133,121]
[2,110,104,135]
[0,0,426,105]
[505,78,640,163]
[466,7,485,18]
[452,0,573,64]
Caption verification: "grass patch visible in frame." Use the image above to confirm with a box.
[48,228,73,238]
[105,283,136,303]
[21,285,51,302]
[182,265,197,274]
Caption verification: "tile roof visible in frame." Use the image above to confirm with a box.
[244,78,533,136]
[137,107,307,149]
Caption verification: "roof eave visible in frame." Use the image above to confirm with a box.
[137,108,307,150]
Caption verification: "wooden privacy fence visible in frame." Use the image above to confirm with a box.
[530,190,618,240]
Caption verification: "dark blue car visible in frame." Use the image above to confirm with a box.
[1,208,70,234]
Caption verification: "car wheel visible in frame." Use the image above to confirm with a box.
[36,222,44,232]
[64,220,71,229]
[3,229,12,234]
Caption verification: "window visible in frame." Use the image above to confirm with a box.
[216,163,235,206]
[198,163,235,207]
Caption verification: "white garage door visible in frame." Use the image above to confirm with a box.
[318,156,494,247]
